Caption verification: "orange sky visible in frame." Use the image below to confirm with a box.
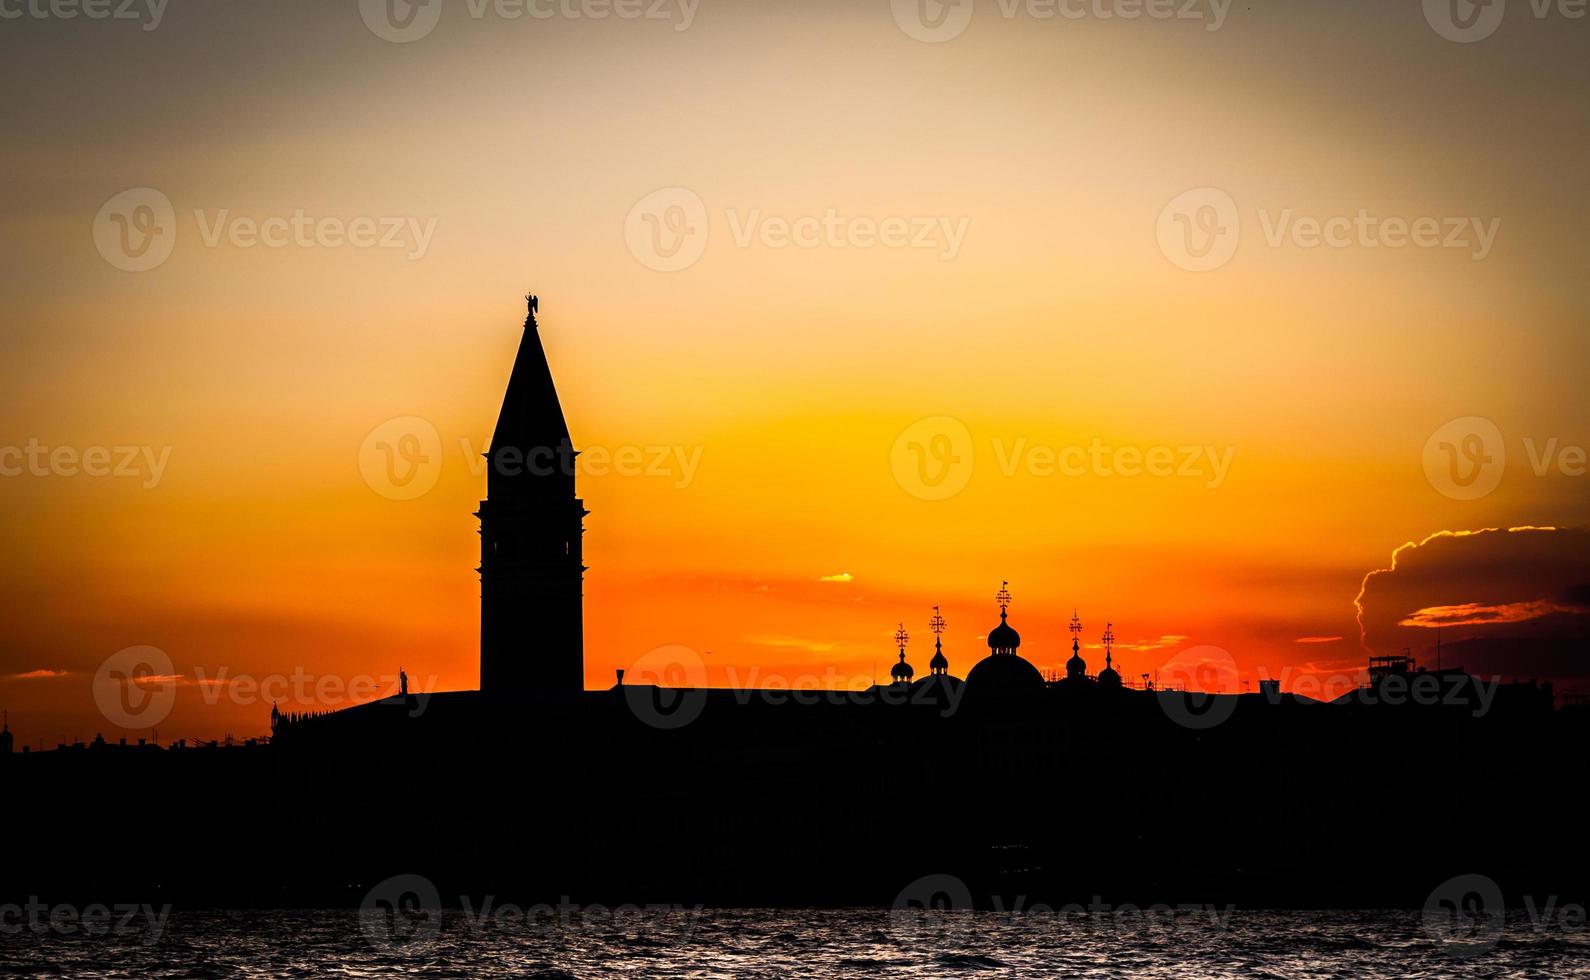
[2,0,1588,744]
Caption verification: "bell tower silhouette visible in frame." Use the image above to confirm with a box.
[477,294,587,691]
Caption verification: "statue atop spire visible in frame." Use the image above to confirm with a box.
[526,292,539,327]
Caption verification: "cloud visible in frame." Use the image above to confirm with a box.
[1084,635,1187,653]
[744,634,840,653]
[1399,600,1584,629]
[817,572,853,583]
[1354,525,1590,685]
[1294,636,1343,644]
[8,669,71,679]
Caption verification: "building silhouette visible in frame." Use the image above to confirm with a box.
[2,292,1586,911]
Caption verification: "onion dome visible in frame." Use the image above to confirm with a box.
[889,622,913,686]
[1065,648,1088,680]
[1098,622,1121,687]
[987,610,1021,654]
[965,584,1044,694]
[929,640,949,676]
[1065,609,1088,680]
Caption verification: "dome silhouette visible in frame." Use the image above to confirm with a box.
[987,610,1021,653]
[965,652,1045,693]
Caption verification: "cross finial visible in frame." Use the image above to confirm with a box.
[1102,622,1115,667]
[1069,609,1083,636]
[895,622,909,652]
[996,582,1012,612]
[929,605,946,637]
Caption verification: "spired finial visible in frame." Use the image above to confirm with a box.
[1069,608,1083,654]
[930,605,946,637]
[895,622,910,652]
[996,582,1012,613]
[1102,622,1115,667]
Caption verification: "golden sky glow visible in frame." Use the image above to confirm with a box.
[2,0,1588,742]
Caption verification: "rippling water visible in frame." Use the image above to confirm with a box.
[2,908,1586,978]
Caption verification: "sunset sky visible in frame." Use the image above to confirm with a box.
[2,0,1588,743]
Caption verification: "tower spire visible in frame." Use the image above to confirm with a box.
[479,291,587,692]
[929,605,948,676]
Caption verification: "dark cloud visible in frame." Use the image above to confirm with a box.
[1355,526,1590,688]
